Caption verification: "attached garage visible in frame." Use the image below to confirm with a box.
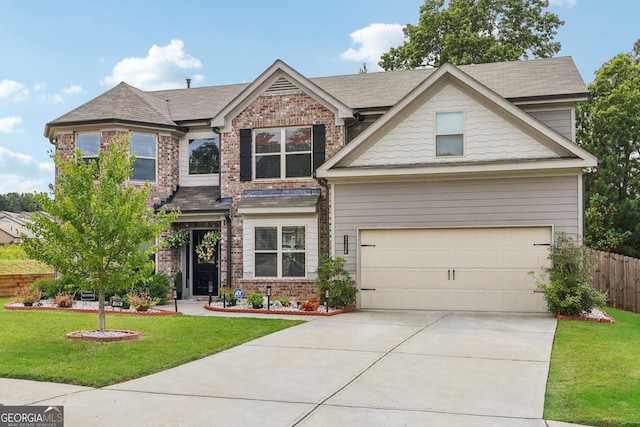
[359,227,551,312]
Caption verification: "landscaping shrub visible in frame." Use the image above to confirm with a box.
[247,292,264,309]
[315,255,357,309]
[146,273,172,301]
[32,276,84,299]
[536,233,607,316]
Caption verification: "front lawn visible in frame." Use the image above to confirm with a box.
[0,298,303,388]
[545,307,640,427]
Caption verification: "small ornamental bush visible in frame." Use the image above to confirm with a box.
[147,273,172,301]
[315,255,357,309]
[535,233,607,316]
[247,292,264,309]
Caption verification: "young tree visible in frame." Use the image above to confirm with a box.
[578,43,640,257]
[379,0,564,70]
[23,134,178,332]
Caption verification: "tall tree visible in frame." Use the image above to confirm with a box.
[0,192,41,212]
[379,0,564,70]
[23,134,178,332]
[578,43,640,256]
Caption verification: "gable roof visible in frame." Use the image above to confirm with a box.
[210,60,354,131]
[45,57,588,138]
[316,63,597,180]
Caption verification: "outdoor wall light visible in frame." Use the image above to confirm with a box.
[343,235,349,255]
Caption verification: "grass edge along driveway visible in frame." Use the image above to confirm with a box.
[0,298,303,388]
[545,307,640,427]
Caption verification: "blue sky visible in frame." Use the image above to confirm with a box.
[0,0,637,194]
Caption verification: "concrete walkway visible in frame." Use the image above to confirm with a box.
[0,302,591,426]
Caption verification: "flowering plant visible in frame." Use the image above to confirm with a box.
[299,299,319,311]
[195,231,221,261]
[165,229,189,248]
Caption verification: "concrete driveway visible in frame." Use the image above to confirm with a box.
[0,309,559,426]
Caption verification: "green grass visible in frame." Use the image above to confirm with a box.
[0,245,52,274]
[545,308,640,427]
[0,259,53,274]
[0,298,303,387]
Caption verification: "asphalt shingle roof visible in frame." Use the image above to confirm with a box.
[159,186,227,213]
[46,57,587,133]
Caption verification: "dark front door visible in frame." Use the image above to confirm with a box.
[192,230,219,296]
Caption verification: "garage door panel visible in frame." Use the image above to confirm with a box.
[359,227,550,312]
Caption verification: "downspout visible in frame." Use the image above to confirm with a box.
[213,126,232,289]
[225,211,232,288]
[318,177,330,256]
[344,110,364,145]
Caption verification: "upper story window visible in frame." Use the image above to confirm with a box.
[255,127,312,179]
[77,132,100,165]
[130,132,156,182]
[435,112,464,157]
[189,137,220,175]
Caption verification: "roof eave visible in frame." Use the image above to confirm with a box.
[45,119,188,139]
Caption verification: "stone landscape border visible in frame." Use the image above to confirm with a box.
[557,309,615,323]
[66,329,141,342]
[205,303,355,316]
[4,303,180,316]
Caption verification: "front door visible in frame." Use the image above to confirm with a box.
[192,230,219,296]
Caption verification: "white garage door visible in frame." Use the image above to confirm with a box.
[359,227,551,312]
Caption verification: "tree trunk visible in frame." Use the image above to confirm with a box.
[98,284,106,332]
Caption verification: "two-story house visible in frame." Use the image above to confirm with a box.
[44,57,597,312]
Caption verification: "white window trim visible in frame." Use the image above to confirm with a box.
[188,137,220,176]
[254,225,307,278]
[434,110,465,158]
[243,216,318,280]
[253,126,313,180]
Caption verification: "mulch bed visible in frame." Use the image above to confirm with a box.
[4,301,180,316]
[557,308,615,323]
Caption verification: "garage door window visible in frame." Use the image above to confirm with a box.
[255,226,306,277]
[435,111,464,157]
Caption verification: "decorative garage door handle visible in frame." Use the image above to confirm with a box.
[448,269,456,280]
[361,288,376,291]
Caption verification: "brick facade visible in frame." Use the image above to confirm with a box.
[219,90,344,299]
[52,90,346,301]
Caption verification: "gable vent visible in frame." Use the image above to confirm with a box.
[266,76,300,94]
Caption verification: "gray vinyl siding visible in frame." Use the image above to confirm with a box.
[526,109,573,140]
[334,175,579,276]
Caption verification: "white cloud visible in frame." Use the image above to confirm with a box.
[0,147,54,193]
[34,82,47,91]
[102,39,204,90]
[0,116,22,133]
[40,85,86,103]
[0,79,29,101]
[340,23,405,71]
[549,0,576,6]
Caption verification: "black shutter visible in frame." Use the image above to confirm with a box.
[239,128,252,181]
[312,124,325,171]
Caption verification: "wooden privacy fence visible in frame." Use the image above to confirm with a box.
[0,273,54,298]
[591,249,640,314]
